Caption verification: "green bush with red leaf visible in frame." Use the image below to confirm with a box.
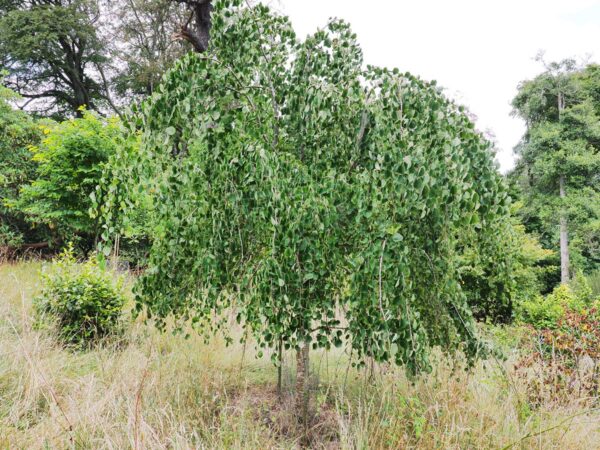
[517,271,598,329]
[515,276,600,404]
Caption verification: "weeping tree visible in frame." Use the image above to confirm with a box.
[96,0,512,420]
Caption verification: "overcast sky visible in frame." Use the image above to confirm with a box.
[274,0,600,173]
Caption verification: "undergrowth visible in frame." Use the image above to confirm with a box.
[1,262,599,449]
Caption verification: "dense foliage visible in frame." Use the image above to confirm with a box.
[0,83,45,247]
[99,0,513,375]
[511,61,600,283]
[517,271,597,329]
[16,110,123,252]
[459,203,553,323]
[34,247,126,346]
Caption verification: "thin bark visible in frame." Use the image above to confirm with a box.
[559,175,570,283]
[558,91,570,284]
[295,343,310,426]
[277,336,283,401]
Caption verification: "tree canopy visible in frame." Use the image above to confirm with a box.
[0,0,114,118]
[511,60,600,281]
[98,0,513,375]
[111,0,190,97]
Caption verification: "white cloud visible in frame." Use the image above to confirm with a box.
[274,0,600,172]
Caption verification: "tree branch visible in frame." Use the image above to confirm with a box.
[95,63,124,120]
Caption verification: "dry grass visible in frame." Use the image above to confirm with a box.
[1,261,599,449]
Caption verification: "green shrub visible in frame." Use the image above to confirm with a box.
[570,270,594,304]
[517,277,596,329]
[517,292,565,330]
[0,222,23,247]
[34,247,125,346]
[0,82,48,247]
[16,110,123,252]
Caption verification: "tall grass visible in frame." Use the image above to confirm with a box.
[1,262,599,449]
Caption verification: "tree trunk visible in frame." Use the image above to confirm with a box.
[557,89,570,284]
[173,0,213,53]
[295,343,310,426]
[277,336,283,401]
[559,175,570,284]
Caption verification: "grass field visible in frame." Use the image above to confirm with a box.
[1,261,599,449]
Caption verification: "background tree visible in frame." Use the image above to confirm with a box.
[0,0,116,118]
[98,0,513,421]
[111,0,190,97]
[511,59,600,285]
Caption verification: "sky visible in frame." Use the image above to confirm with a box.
[273,0,600,173]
